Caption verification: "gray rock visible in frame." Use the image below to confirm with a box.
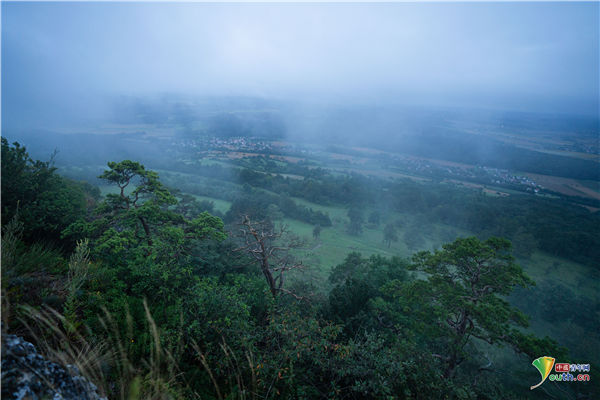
[1,333,107,400]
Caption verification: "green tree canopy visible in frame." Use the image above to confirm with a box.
[383,223,398,248]
[65,160,227,282]
[378,237,563,378]
[312,224,321,240]
[347,207,364,236]
[1,138,89,245]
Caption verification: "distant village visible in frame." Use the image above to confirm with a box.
[384,155,543,193]
[173,135,544,194]
[174,136,274,152]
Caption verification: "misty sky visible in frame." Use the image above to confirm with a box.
[2,1,599,129]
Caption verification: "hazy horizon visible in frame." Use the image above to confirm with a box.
[2,1,599,131]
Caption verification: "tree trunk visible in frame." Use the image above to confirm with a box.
[138,216,153,248]
[444,311,469,378]
[261,259,278,298]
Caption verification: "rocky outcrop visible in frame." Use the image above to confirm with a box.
[1,333,107,400]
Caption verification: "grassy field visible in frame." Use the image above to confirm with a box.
[522,252,599,301]
[517,251,600,363]
[191,195,231,214]
[282,197,471,272]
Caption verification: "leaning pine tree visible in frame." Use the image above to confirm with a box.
[379,236,565,379]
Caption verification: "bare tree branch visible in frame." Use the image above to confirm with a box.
[233,216,306,299]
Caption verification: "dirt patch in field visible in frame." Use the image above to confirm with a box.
[446,179,483,189]
[220,152,306,164]
[333,167,429,182]
[278,173,304,180]
[425,158,475,169]
[224,151,262,159]
[444,179,510,196]
[272,155,304,163]
[482,188,510,197]
[270,141,288,147]
[326,153,369,164]
[350,146,390,156]
[525,173,600,200]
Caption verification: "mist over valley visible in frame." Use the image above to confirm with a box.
[2,2,598,399]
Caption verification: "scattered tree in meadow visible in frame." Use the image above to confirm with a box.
[403,227,425,250]
[368,210,381,227]
[313,224,322,240]
[383,223,398,248]
[347,207,364,236]
[511,228,539,259]
[266,203,284,221]
[172,190,215,219]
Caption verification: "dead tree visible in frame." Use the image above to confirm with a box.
[235,216,304,299]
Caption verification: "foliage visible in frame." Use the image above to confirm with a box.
[1,137,90,246]
[2,145,590,399]
[186,157,598,267]
[346,207,364,236]
[224,192,332,227]
[312,224,321,240]
[383,223,398,248]
[1,214,65,328]
[122,153,598,267]
[368,210,381,227]
[382,237,563,379]
[328,253,409,338]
